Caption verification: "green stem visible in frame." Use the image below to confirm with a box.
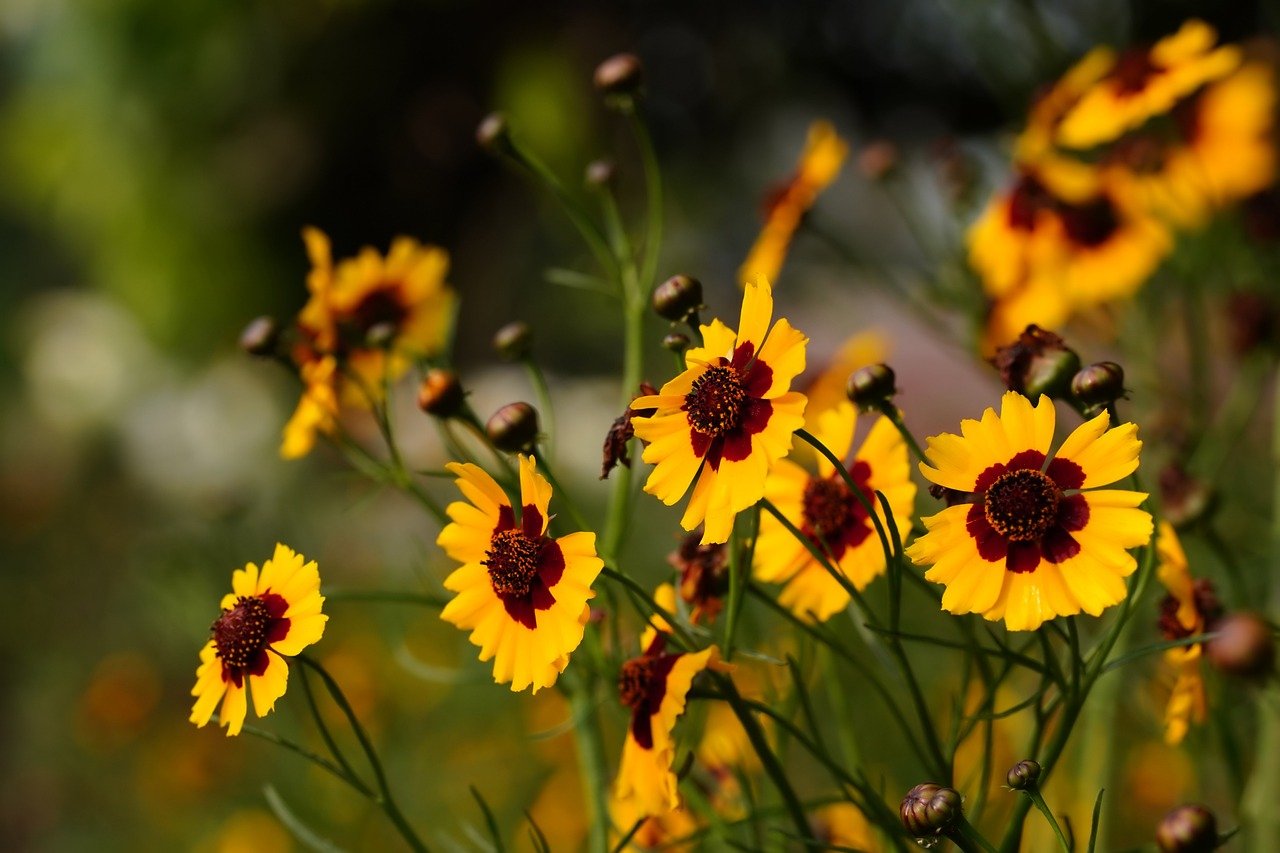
[624,104,664,293]
[531,448,592,533]
[1025,789,1072,852]
[523,359,557,458]
[295,661,365,791]
[239,723,370,797]
[876,403,927,463]
[795,429,894,566]
[564,671,609,852]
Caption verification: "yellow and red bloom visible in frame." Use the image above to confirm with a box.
[907,392,1153,631]
[189,544,328,736]
[281,227,457,458]
[1155,522,1221,744]
[739,120,849,286]
[754,402,916,622]
[632,277,808,545]
[1056,20,1241,150]
[667,532,729,624]
[614,629,726,817]
[437,456,603,693]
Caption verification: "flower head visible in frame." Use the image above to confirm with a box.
[754,403,916,622]
[437,455,603,693]
[739,121,848,285]
[632,277,808,544]
[189,544,328,736]
[614,627,726,817]
[1155,523,1222,743]
[907,392,1153,631]
[667,532,729,624]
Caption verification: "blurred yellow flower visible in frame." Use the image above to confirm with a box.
[1155,522,1221,744]
[739,120,848,285]
[632,277,808,544]
[190,544,328,737]
[812,803,879,851]
[437,455,602,693]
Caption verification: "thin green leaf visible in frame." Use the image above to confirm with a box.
[1101,633,1220,673]
[1086,788,1104,853]
[470,786,505,853]
[263,785,347,853]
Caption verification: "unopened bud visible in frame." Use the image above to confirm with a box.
[239,316,280,357]
[594,53,643,97]
[1071,361,1126,413]
[487,402,539,452]
[991,325,1081,400]
[1206,611,1275,679]
[1155,804,1218,853]
[585,159,616,189]
[476,112,512,154]
[900,783,962,838]
[858,140,899,181]
[846,363,898,411]
[662,332,690,354]
[1006,759,1041,791]
[493,321,532,361]
[652,274,703,323]
[417,369,465,418]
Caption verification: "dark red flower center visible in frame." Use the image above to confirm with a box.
[351,287,408,334]
[618,656,659,710]
[803,477,860,541]
[212,596,272,670]
[685,366,747,436]
[1158,579,1223,640]
[984,469,1061,542]
[484,528,542,598]
[1113,49,1159,95]
[1059,197,1120,248]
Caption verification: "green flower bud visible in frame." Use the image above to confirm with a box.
[493,321,533,361]
[1155,804,1218,853]
[652,275,703,323]
[487,402,539,452]
[239,316,280,357]
[846,363,898,411]
[990,325,1081,400]
[901,782,962,838]
[1006,759,1041,791]
[662,332,690,354]
[417,369,465,418]
[1071,361,1126,412]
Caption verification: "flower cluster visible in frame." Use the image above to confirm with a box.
[971,20,1276,351]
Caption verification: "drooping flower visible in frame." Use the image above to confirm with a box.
[754,402,915,622]
[632,277,808,544]
[1155,522,1221,744]
[280,227,457,458]
[190,544,328,736]
[614,610,727,817]
[437,456,602,693]
[1056,20,1241,150]
[906,392,1153,631]
[739,120,848,286]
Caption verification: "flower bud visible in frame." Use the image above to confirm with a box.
[594,53,643,97]
[858,140,899,181]
[1155,804,1218,853]
[990,325,1081,400]
[1005,759,1041,791]
[662,332,690,354]
[1071,361,1126,412]
[487,402,539,452]
[652,274,703,323]
[1206,611,1275,680]
[476,112,512,154]
[900,783,962,838]
[417,369,465,418]
[493,321,532,361]
[239,316,280,357]
[585,159,616,189]
[846,363,898,411]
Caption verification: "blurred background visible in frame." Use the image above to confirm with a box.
[2,0,1276,849]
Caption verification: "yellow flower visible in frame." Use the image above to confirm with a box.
[437,455,603,693]
[614,631,726,817]
[632,277,808,545]
[189,544,328,736]
[608,789,699,852]
[739,120,848,285]
[754,403,915,622]
[1056,20,1241,150]
[1155,522,1220,744]
[800,330,888,431]
[813,803,879,851]
[282,227,457,458]
[907,392,1153,631]
[1016,47,1117,163]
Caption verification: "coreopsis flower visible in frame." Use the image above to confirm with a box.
[631,277,808,545]
[1155,522,1222,744]
[667,532,729,624]
[437,456,602,693]
[281,227,456,458]
[813,803,879,852]
[608,790,699,852]
[906,392,1153,631]
[614,617,728,817]
[1056,20,1241,150]
[189,544,328,736]
[754,403,915,622]
[1015,47,1117,163]
[739,120,848,285]
[799,330,887,430]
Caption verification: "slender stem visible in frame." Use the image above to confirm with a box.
[296,661,365,790]
[522,359,557,458]
[795,429,894,566]
[624,104,664,293]
[601,565,697,649]
[876,403,928,463]
[563,672,609,852]
[531,448,592,533]
[1025,790,1072,852]
[239,722,370,797]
